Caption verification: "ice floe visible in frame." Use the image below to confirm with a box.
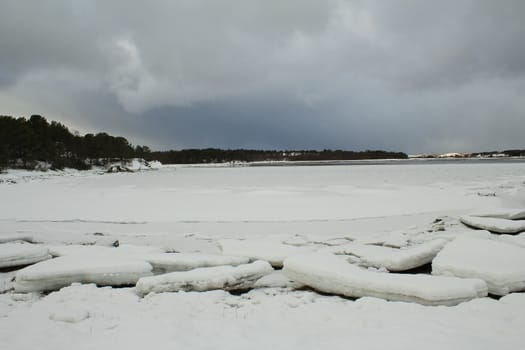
[136,260,273,296]
[219,239,311,267]
[47,244,165,258]
[0,235,34,244]
[432,237,525,296]
[253,270,303,289]
[0,271,16,292]
[283,253,487,306]
[469,209,525,220]
[352,231,411,248]
[144,253,250,273]
[327,239,447,272]
[14,256,153,292]
[460,215,525,234]
[382,231,410,248]
[432,229,494,241]
[0,243,51,269]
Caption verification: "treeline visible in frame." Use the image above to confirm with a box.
[416,150,525,158]
[147,149,408,164]
[1,114,408,170]
[471,150,525,157]
[0,115,150,170]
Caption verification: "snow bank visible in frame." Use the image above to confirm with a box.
[469,209,525,220]
[432,237,525,295]
[460,216,525,234]
[136,260,273,296]
[15,256,153,292]
[283,253,487,306]
[328,239,447,272]
[144,253,250,273]
[219,239,311,267]
[0,243,51,269]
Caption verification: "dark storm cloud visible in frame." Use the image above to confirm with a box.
[137,99,350,151]
[1,0,524,153]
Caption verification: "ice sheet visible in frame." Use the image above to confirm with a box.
[469,209,525,220]
[460,215,525,234]
[2,162,525,349]
[432,237,525,295]
[327,239,447,271]
[144,253,250,273]
[136,260,273,295]
[0,243,51,268]
[219,239,312,267]
[15,256,153,292]
[283,253,487,306]
[253,270,303,289]
[0,162,515,223]
[47,244,165,258]
[0,234,34,244]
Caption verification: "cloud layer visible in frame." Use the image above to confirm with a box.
[1,0,524,153]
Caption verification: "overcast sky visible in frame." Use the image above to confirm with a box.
[1,0,524,153]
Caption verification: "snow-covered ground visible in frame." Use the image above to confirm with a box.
[1,161,525,349]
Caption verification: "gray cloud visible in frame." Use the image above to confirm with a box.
[1,0,524,153]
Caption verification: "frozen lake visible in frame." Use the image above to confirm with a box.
[1,161,525,349]
[1,161,524,243]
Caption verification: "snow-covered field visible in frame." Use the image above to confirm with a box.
[1,161,525,349]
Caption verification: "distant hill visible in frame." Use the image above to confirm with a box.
[0,115,408,170]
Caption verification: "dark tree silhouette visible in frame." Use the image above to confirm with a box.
[0,115,147,170]
[1,114,418,171]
